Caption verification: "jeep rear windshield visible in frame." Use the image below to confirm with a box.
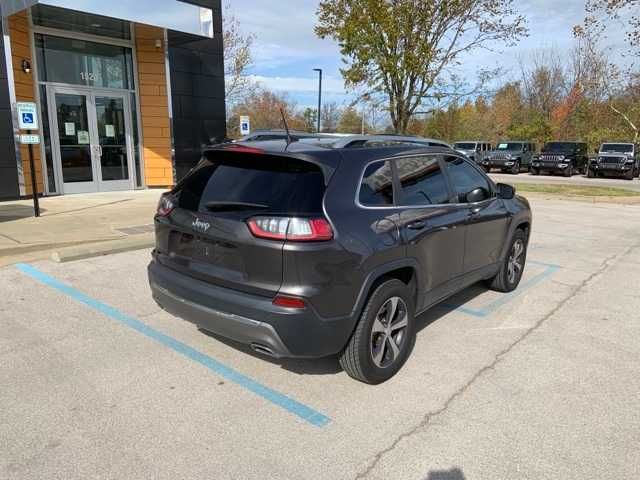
[455,143,476,150]
[543,142,578,152]
[496,143,523,151]
[600,144,633,153]
[177,153,326,215]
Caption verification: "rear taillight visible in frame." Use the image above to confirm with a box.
[157,195,175,217]
[246,217,333,242]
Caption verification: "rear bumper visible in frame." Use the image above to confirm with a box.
[148,258,354,358]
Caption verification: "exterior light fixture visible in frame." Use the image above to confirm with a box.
[21,59,31,74]
[155,39,163,49]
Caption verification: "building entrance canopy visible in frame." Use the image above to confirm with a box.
[0,0,213,38]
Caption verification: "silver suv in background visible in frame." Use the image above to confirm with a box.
[588,143,640,180]
[454,141,493,164]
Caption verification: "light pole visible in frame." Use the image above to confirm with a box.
[313,68,322,133]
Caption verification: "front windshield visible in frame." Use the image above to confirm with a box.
[496,143,523,151]
[543,142,577,152]
[455,143,476,150]
[600,143,633,153]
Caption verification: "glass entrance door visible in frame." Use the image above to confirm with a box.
[95,95,131,191]
[48,86,134,194]
[53,92,96,194]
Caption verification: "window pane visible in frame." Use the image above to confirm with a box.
[32,4,131,40]
[359,161,394,206]
[179,154,326,215]
[396,156,449,206]
[446,156,491,203]
[35,34,134,89]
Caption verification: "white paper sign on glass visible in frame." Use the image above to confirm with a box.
[77,130,90,145]
[105,125,115,138]
[65,122,76,136]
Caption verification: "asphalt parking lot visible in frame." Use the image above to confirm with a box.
[2,196,640,480]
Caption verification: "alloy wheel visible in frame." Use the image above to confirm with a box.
[507,239,525,284]
[370,297,409,368]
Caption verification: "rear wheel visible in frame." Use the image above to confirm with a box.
[488,230,528,293]
[340,279,415,384]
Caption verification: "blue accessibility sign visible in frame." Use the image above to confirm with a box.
[17,102,39,130]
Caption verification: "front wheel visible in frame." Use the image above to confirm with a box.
[488,230,528,293]
[511,161,521,175]
[340,279,415,384]
[587,168,595,178]
[625,168,634,180]
[530,167,539,176]
[563,164,573,177]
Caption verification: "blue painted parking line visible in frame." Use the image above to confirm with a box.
[15,263,331,428]
[442,260,562,318]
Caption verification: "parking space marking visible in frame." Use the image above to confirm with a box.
[15,263,331,428]
[442,260,562,318]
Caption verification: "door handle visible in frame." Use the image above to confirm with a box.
[407,220,426,230]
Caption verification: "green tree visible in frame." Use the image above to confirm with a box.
[315,0,527,134]
[302,108,318,133]
[337,106,368,133]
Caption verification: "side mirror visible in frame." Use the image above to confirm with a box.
[497,183,516,200]
[466,187,489,204]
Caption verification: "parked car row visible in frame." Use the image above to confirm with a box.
[455,140,640,180]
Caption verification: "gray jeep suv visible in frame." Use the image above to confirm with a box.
[148,140,532,383]
[482,141,536,174]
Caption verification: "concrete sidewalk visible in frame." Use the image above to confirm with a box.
[0,190,163,266]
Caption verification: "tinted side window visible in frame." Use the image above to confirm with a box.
[359,161,394,206]
[446,156,492,203]
[396,156,450,206]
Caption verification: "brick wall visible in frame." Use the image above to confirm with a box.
[134,24,173,187]
[8,11,43,196]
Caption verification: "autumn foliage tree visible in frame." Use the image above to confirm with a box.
[315,0,527,134]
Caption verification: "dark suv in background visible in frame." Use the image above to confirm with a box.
[482,142,536,174]
[532,142,588,176]
[148,140,532,384]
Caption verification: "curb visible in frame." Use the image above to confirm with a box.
[52,234,155,263]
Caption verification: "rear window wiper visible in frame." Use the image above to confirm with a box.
[205,201,270,211]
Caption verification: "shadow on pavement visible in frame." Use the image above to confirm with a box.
[426,467,466,480]
[0,205,44,222]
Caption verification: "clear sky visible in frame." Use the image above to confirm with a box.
[228,0,631,109]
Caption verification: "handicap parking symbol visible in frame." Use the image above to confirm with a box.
[22,113,34,126]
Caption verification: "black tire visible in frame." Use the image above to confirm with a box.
[625,168,634,180]
[340,279,415,384]
[488,230,528,293]
[563,164,573,177]
[511,160,520,175]
[587,168,595,178]
[530,167,539,176]
[634,166,640,178]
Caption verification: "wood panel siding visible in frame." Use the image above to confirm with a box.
[8,11,43,196]
[135,24,173,187]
